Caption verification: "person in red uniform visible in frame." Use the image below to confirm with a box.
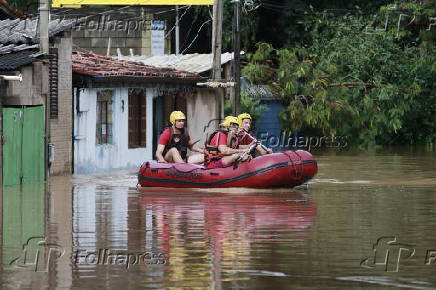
[155,111,205,163]
[204,116,254,168]
[237,113,272,155]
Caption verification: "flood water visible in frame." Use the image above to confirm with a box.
[1,148,436,289]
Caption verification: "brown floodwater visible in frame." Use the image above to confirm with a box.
[1,148,436,289]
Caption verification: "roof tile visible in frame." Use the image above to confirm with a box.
[73,50,201,80]
[115,52,237,74]
[0,48,40,70]
[0,17,84,44]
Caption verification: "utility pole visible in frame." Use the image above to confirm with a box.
[39,0,50,181]
[211,0,223,80]
[175,5,180,54]
[211,0,224,119]
[39,0,49,54]
[232,0,241,115]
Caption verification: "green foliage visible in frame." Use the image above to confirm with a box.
[224,92,267,124]
[242,1,435,148]
[241,43,277,84]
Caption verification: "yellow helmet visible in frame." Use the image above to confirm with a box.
[238,113,252,127]
[220,116,239,128]
[169,111,186,125]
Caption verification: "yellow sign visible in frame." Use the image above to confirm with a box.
[52,0,213,7]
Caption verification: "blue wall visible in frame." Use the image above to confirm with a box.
[253,101,289,152]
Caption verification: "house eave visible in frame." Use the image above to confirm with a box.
[73,74,207,89]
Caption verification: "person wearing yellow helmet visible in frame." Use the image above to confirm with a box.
[238,113,252,132]
[155,111,205,163]
[237,112,273,155]
[203,116,254,168]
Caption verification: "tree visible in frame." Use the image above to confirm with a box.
[242,2,435,147]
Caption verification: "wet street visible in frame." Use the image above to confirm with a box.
[1,148,436,289]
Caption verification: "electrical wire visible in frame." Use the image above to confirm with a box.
[165,5,191,38]
[180,19,211,54]
[179,7,202,49]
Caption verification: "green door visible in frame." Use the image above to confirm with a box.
[3,108,23,186]
[3,106,45,186]
[22,106,45,183]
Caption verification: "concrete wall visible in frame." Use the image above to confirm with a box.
[186,88,222,148]
[50,34,73,175]
[64,7,172,56]
[73,87,153,173]
[0,64,45,106]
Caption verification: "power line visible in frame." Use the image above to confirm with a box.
[180,6,203,50]
[181,19,211,54]
[165,5,191,38]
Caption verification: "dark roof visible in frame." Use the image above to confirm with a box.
[0,48,40,70]
[0,15,81,70]
[0,43,41,70]
[240,77,281,101]
[0,18,84,45]
[73,50,203,81]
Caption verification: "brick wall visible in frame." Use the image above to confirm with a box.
[50,33,73,175]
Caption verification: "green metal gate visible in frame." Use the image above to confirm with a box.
[3,106,45,186]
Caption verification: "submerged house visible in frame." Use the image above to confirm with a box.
[115,52,236,144]
[0,17,79,185]
[72,51,222,173]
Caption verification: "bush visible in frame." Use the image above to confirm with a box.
[241,2,435,148]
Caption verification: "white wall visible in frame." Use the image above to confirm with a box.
[73,87,153,173]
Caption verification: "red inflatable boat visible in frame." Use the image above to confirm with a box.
[137,150,317,189]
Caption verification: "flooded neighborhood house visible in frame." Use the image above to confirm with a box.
[0,6,234,182]
[71,50,205,173]
[0,17,77,185]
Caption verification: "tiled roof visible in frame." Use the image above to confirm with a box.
[0,43,41,70]
[115,51,238,74]
[73,50,202,80]
[0,18,83,44]
[241,77,280,101]
[0,43,38,53]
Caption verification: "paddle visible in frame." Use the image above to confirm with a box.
[241,130,269,152]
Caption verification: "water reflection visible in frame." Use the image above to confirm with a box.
[70,185,316,288]
[1,148,436,289]
[1,183,47,289]
[137,190,316,287]
[0,177,73,289]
